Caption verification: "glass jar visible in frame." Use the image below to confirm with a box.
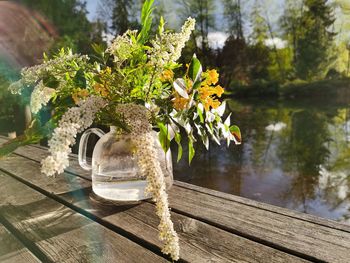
[78,126,173,201]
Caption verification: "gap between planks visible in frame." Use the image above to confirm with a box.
[0,151,311,262]
[0,170,170,263]
[1,136,349,234]
[1,137,350,262]
[0,223,41,263]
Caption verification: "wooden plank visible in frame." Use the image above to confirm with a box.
[2,137,350,262]
[0,137,348,262]
[103,202,308,263]
[2,135,349,233]
[174,181,350,233]
[168,186,350,263]
[0,171,168,263]
[0,224,40,263]
[0,153,308,262]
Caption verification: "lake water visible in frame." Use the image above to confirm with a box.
[173,99,350,223]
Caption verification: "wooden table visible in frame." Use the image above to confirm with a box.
[0,136,349,262]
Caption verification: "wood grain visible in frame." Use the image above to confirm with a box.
[1,136,350,262]
[2,135,349,232]
[174,180,350,233]
[168,185,350,263]
[0,224,40,263]
[0,152,308,262]
[0,171,168,263]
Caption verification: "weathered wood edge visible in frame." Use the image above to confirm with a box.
[0,171,169,263]
[0,154,310,262]
[0,224,40,263]
[173,181,350,233]
[1,136,349,234]
[2,137,350,262]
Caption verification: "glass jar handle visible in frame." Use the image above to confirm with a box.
[78,128,105,171]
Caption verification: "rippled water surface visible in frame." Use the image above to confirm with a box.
[173,99,350,223]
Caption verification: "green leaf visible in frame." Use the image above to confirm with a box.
[0,118,54,159]
[91,43,105,56]
[174,132,183,162]
[93,75,102,84]
[157,122,170,153]
[188,136,195,164]
[43,75,60,89]
[158,16,165,35]
[230,125,242,144]
[73,69,86,88]
[188,54,202,84]
[137,0,154,44]
[197,105,204,123]
[0,137,27,159]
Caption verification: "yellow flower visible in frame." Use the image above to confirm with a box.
[198,80,225,111]
[173,95,189,111]
[201,97,220,111]
[104,66,112,75]
[160,69,174,82]
[214,85,224,97]
[94,84,109,97]
[205,69,219,85]
[72,89,89,104]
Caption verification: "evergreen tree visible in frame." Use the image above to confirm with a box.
[295,0,337,79]
[177,0,216,57]
[111,0,139,35]
[223,0,244,40]
[249,0,268,44]
[281,0,305,71]
[153,0,166,26]
[18,0,104,54]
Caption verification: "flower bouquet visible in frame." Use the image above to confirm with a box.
[0,0,241,260]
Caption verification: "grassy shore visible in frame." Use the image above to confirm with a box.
[225,78,350,103]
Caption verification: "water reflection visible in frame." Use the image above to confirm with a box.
[173,100,350,223]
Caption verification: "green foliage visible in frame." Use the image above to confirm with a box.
[20,0,105,54]
[0,0,240,162]
[188,136,195,164]
[229,125,241,144]
[137,0,155,44]
[223,0,244,39]
[188,54,202,84]
[249,0,268,44]
[281,0,337,80]
[0,118,54,159]
[111,0,139,35]
[174,132,183,162]
[178,0,216,59]
[158,121,170,153]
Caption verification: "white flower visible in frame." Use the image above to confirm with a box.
[30,81,55,114]
[149,17,196,67]
[107,30,138,64]
[8,51,89,95]
[22,53,88,84]
[116,103,180,261]
[8,80,24,95]
[41,96,106,176]
[116,103,152,135]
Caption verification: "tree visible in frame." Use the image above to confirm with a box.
[295,0,337,79]
[281,0,305,68]
[247,0,270,80]
[177,0,216,60]
[223,0,244,40]
[18,0,105,54]
[249,0,268,45]
[219,37,249,87]
[111,0,140,35]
